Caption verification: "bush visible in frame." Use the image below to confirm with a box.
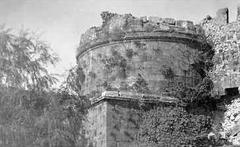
[137,76,217,146]
[138,106,213,146]
[160,65,175,80]
[163,76,214,105]
[100,11,116,26]
[131,74,150,93]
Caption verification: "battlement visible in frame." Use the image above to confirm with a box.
[76,12,208,59]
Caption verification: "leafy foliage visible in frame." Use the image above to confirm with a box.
[125,48,134,59]
[138,106,213,146]
[160,65,175,80]
[0,88,88,147]
[57,66,91,146]
[138,69,218,146]
[162,33,214,104]
[165,76,214,104]
[100,11,116,26]
[137,32,217,146]
[131,73,150,93]
[0,26,89,147]
[0,25,59,91]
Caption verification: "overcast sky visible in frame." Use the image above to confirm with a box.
[0,0,239,84]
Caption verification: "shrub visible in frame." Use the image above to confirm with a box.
[100,11,116,26]
[161,65,175,80]
[138,106,213,146]
[126,49,134,59]
[131,74,150,93]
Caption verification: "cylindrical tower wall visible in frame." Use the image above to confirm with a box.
[76,13,210,97]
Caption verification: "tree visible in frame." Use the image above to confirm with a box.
[0,25,58,91]
[0,26,88,147]
[0,25,60,147]
[57,66,90,147]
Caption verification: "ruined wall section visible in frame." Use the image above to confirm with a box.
[77,12,205,57]
[202,7,240,145]
[201,8,240,95]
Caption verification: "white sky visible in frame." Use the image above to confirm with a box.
[0,0,239,84]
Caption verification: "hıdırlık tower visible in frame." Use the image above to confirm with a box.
[76,12,210,147]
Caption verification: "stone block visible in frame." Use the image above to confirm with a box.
[216,8,229,24]
[140,16,148,23]
[102,91,119,97]
[176,20,194,29]
[148,16,162,24]
[162,18,175,25]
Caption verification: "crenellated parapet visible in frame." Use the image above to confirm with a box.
[76,12,211,98]
[76,12,208,59]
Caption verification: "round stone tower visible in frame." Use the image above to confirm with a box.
[77,12,210,147]
[76,12,209,97]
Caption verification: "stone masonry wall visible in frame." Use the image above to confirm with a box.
[202,7,240,145]
[77,40,202,97]
[85,102,108,147]
[106,99,141,147]
[77,12,204,56]
[79,12,210,147]
[202,8,240,95]
[86,91,177,147]
[85,97,147,147]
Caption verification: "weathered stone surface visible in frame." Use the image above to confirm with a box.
[176,20,194,30]
[86,91,179,147]
[91,90,180,105]
[201,8,240,145]
[76,12,207,57]
[77,40,203,96]
[162,18,175,25]
[77,13,209,97]
[201,8,240,95]
[222,98,240,145]
[216,8,229,24]
[148,16,162,23]
[85,101,108,147]
[78,12,211,147]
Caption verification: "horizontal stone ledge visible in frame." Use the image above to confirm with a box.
[89,91,185,106]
